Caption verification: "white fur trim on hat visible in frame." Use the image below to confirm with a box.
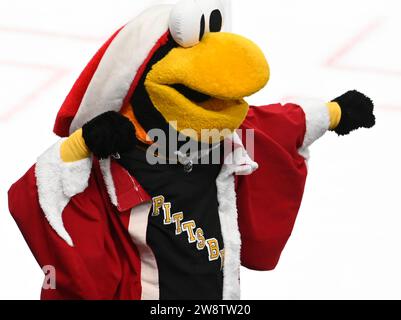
[69,5,173,134]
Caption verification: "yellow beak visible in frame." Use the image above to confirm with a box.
[145,32,270,142]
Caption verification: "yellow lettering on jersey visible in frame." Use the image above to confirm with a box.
[163,202,172,225]
[152,196,165,216]
[219,249,225,271]
[172,212,184,235]
[196,228,206,250]
[206,238,220,261]
[182,220,197,243]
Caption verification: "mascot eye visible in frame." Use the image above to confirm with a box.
[197,0,224,33]
[199,14,206,40]
[209,9,223,32]
[169,0,205,48]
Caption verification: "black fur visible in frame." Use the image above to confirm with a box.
[130,35,178,137]
[332,90,376,136]
[82,111,137,159]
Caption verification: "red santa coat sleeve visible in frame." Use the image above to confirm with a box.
[8,149,142,300]
[237,102,330,271]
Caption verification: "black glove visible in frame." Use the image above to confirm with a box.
[82,111,137,159]
[332,90,376,136]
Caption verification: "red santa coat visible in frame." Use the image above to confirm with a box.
[8,5,331,300]
[8,101,330,300]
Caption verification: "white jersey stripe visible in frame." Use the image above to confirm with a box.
[128,202,160,300]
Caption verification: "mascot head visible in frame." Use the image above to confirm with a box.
[54,0,269,144]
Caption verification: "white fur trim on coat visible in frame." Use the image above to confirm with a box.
[35,140,92,246]
[217,133,258,300]
[224,132,259,175]
[69,5,173,134]
[99,158,118,207]
[297,99,331,160]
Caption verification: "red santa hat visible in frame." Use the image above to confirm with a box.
[53,5,173,137]
[54,0,229,137]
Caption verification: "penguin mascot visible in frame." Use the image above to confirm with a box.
[8,0,375,300]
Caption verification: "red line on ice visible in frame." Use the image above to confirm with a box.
[325,19,383,67]
[324,19,401,77]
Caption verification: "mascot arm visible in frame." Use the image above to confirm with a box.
[237,102,309,271]
[7,160,125,299]
[9,111,146,299]
[60,111,137,163]
[237,91,375,271]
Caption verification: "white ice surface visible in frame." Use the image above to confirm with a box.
[0,0,400,300]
